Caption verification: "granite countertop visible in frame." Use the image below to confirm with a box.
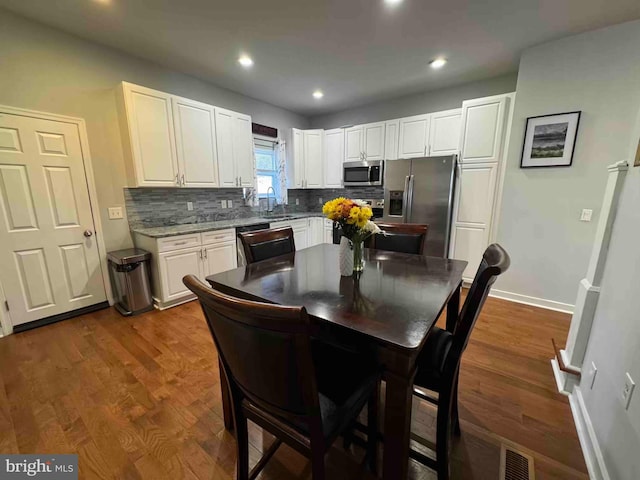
[131,212,326,238]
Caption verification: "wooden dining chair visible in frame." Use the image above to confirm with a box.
[410,244,510,480]
[238,226,296,264]
[367,222,428,255]
[183,275,381,480]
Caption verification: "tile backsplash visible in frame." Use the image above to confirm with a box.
[124,186,385,228]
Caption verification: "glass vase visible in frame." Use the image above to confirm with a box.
[352,240,364,273]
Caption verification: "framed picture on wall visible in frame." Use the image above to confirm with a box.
[520,111,581,168]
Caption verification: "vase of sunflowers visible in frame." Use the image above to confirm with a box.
[322,197,381,276]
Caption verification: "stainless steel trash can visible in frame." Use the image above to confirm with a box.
[107,248,154,316]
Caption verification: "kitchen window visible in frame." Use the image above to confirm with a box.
[254,137,280,199]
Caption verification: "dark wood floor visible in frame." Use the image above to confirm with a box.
[0,294,587,479]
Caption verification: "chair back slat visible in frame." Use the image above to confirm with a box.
[183,275,318,418]
[445,244,510,374]
[239,227,296,264]
[369,223,428,255]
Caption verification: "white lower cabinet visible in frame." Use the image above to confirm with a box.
[159,246,204,303]
[270,217,325,250]
[323,219,334,244]
[133,229,237,309]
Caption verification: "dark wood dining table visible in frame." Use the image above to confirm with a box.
[206,243,467,480]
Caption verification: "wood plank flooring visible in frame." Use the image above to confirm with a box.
[0,294,587,479]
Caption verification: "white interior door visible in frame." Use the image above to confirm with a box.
[0,113,106,326]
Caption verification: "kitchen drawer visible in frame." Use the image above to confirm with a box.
[157,233,202,252]
[202,228,236,245]
[270,221,290,229]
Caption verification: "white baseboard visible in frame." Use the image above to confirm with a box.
[569,387,610,480]
[489,288,574,314]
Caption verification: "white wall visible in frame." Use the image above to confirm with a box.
[495,20,640,308]
[578,106,640,480]
[0,9,309,252]
[309,73,517,129]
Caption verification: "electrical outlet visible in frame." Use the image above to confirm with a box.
[318,197,323,204]
[622,373,635,410]
[220,200,226,209]
[295,198,300,206]
[228,200,233,208]
[187,201,194,211]
[580,209,593,222]
[588,362,598,390]
[108,207,124,220]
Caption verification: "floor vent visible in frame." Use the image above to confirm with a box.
[500,444,535,480]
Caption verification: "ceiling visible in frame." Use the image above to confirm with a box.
[2,0,639,116]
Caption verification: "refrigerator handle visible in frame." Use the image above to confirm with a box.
[407,175,415,222]
[402,175,410,222]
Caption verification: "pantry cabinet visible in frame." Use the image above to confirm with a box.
[449,94,512,281]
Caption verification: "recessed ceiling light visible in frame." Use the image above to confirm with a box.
[238,55,254,68]
[313,90,324,99]
[384,0,403,5]
[429,57,447,69]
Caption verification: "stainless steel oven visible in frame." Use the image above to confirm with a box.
[343,160,384,187]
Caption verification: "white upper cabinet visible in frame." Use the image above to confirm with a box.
[303,130,324,188]
[291,128,305,188]
[384,119,400,160]
[344,123,385,161]
[429,108,462,157]
[324,128,344,188]
[120,82,255,189]
[172,96,218,188]
[398,114,429,159]
[215,107,255,188]
[459,95,509,164]
[120,82,179,187]
[345,126,364,162]
[233,112,255,187]
[363,122,385,161]
[289,129,324,189]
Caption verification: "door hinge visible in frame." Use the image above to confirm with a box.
[4,300,9,311]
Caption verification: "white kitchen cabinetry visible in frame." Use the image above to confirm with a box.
[344,123,385,161]
[307,217,324,247]
[289,129,324,189]
[449,94,512,281]
[458,95,508,164]
[429,108,462,156]
[215,108,254,188]
[398,114,430,159]
[384,119,400,160]
[324,129,344,188]
[133,229,238,309]
[119,81,254,189]
[172,96,218,187]
[323,219,334,244]
[120,82,180,187]
[270,217,326,250]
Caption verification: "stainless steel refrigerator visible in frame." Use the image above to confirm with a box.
[382,156,457,257]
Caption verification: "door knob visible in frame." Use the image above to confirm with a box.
[84,229,93,237]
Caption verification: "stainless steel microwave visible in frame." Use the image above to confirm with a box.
[343,160,384,186]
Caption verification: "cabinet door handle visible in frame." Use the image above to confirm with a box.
[181,174,185,186]
[239,176,242,185]
[199,249,203,259]
[204,249,208,259]
[175,174,180,186]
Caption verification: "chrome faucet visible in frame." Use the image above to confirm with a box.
[266,186,277,213]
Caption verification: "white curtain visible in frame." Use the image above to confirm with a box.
[277,139,288,205]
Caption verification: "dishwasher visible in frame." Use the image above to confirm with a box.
[235,223,270,266]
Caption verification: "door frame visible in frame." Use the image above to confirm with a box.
[0,104,113,336]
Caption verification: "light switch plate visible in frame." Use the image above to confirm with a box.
[108,207,124,220]
[187,201,194,211]
[295,198,300,206]
[580,209,593,222]
[623,372,635,410]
